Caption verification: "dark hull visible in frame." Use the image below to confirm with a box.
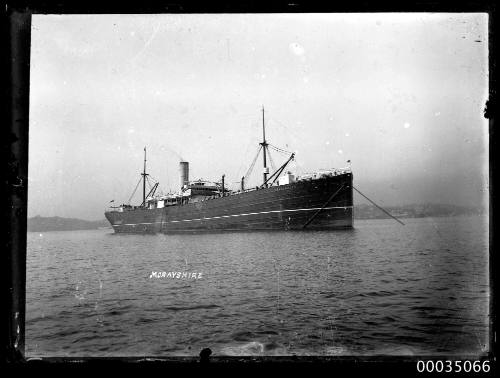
[105,173,353,233]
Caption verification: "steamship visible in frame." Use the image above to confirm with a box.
[104,109,353,233]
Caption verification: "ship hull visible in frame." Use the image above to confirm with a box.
[105,173,353,233]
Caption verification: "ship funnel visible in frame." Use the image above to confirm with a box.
[179,161,189,188]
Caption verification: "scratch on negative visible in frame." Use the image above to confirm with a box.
[131,22,161,64]
[14,312,20,349]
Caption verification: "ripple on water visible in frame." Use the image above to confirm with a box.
[163,304,221,311]
[219,341,289,356]
[25,216,489,356]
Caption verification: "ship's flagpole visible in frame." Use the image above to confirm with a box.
[142,147,148,207]
[260,106,269,186]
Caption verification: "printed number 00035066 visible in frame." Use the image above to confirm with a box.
[417,360,490,373]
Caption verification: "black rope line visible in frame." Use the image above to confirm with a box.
[127,176,142,204]
[353,186,405,226]
[269,143,293,155]
[244,145,262,180]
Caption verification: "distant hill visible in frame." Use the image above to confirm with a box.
[28,216,109,232]
[354,203,485,220]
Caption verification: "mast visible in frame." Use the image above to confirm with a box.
[141,147,149,206]
[260,106,269,186]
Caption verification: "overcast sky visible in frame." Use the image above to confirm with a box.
[29,13,488,220]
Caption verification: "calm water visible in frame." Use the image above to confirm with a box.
[26,216,490,357]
